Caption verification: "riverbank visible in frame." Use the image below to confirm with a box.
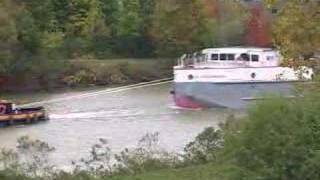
[0,58,173,93]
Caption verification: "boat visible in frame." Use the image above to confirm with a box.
[171,47,314,109]
[0,100,48,127]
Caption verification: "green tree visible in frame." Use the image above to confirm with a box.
[115,0,147,57]
[19,0,56,32]
[137,0,156,56]
[65,0,103,37]
[222,86,320,179]
[139,0,156,34]
[265,0,320,60]
[117,0,142,37]
[99,0,119,36]
[51,0,70,32]
[0,0,19,74]
[208,0,248,46]
[151,0,216,57]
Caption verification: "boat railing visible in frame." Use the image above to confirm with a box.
[178,53,207,68]
[177,55,251,68]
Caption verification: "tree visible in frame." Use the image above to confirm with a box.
[245,2,272,47]
[0,0,19,74]
[214,0,248,46]
[114,0,147,57]
[137,0,156,56]
[65,0,103,37]
[99,0,120,36]
[139,0,156,34]
[117,0,142,37]
[19,0,56,32]
[265,0,320,59]
[222,87,320,179]
[151,0,216,56]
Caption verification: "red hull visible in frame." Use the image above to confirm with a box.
[173,94,205,109]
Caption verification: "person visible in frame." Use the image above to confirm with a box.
[12,103,18,114]
[0,100,8,114]
[240,53,250,61]
[0,100,18,114]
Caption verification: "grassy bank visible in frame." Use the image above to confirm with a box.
[63,58,173,86]
[0,58,174,93]
[0,163,224,180]
[106,163,226,180]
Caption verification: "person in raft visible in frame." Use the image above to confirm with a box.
[0,100,18,114]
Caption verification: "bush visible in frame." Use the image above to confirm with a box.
[221,84,320,180]
[183,127,223,165]
[62,59,172,87]
[113,132,179,175]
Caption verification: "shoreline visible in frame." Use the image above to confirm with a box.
[0,58,174,94]
[1,78,173,106]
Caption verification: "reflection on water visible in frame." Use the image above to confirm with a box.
[0,83,241,167]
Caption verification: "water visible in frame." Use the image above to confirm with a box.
[0,83,239,168]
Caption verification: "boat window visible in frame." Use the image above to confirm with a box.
[251,54,259,62]
[211,54,219,61]
[220,54,227,61]
[227,54,235,61]
[240,53,250,61]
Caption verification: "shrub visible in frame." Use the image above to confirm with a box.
[221,84,320,180]
[113,132,179,175]
[184,127,223,165]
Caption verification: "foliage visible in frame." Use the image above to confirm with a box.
[114,132,179,175]
[73,138,113,177]
[151,0,215,56]
[221,82,320,180]
[16,136,56,177]
[184,127,223,164]
[245,2,272,47]
[265,0,320,59]
[213,0,248,46]
[0,136,55,178]
[62,59,171,87]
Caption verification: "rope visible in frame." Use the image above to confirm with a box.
[20,78,173,107]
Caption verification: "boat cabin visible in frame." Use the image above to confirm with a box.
[176,47,281,69]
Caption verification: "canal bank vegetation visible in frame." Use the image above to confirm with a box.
[0,0,251,92]
[0,79,320,180]
[62,59,173,87]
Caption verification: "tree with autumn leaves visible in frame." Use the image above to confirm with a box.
[151,0,248,56]
[245,1,272,47]
[265,0,320,60]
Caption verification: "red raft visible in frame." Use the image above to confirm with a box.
[0,101,48,127]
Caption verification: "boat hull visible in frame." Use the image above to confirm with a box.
[172,81,298,109]
[0,107,48,127]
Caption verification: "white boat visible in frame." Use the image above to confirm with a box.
[172,47,314,109]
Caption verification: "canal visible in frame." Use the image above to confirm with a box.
[0,83,239,168]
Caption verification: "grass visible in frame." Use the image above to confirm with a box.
[107,163,230,180]
[0,163,224,180]
[118,165,213,180]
